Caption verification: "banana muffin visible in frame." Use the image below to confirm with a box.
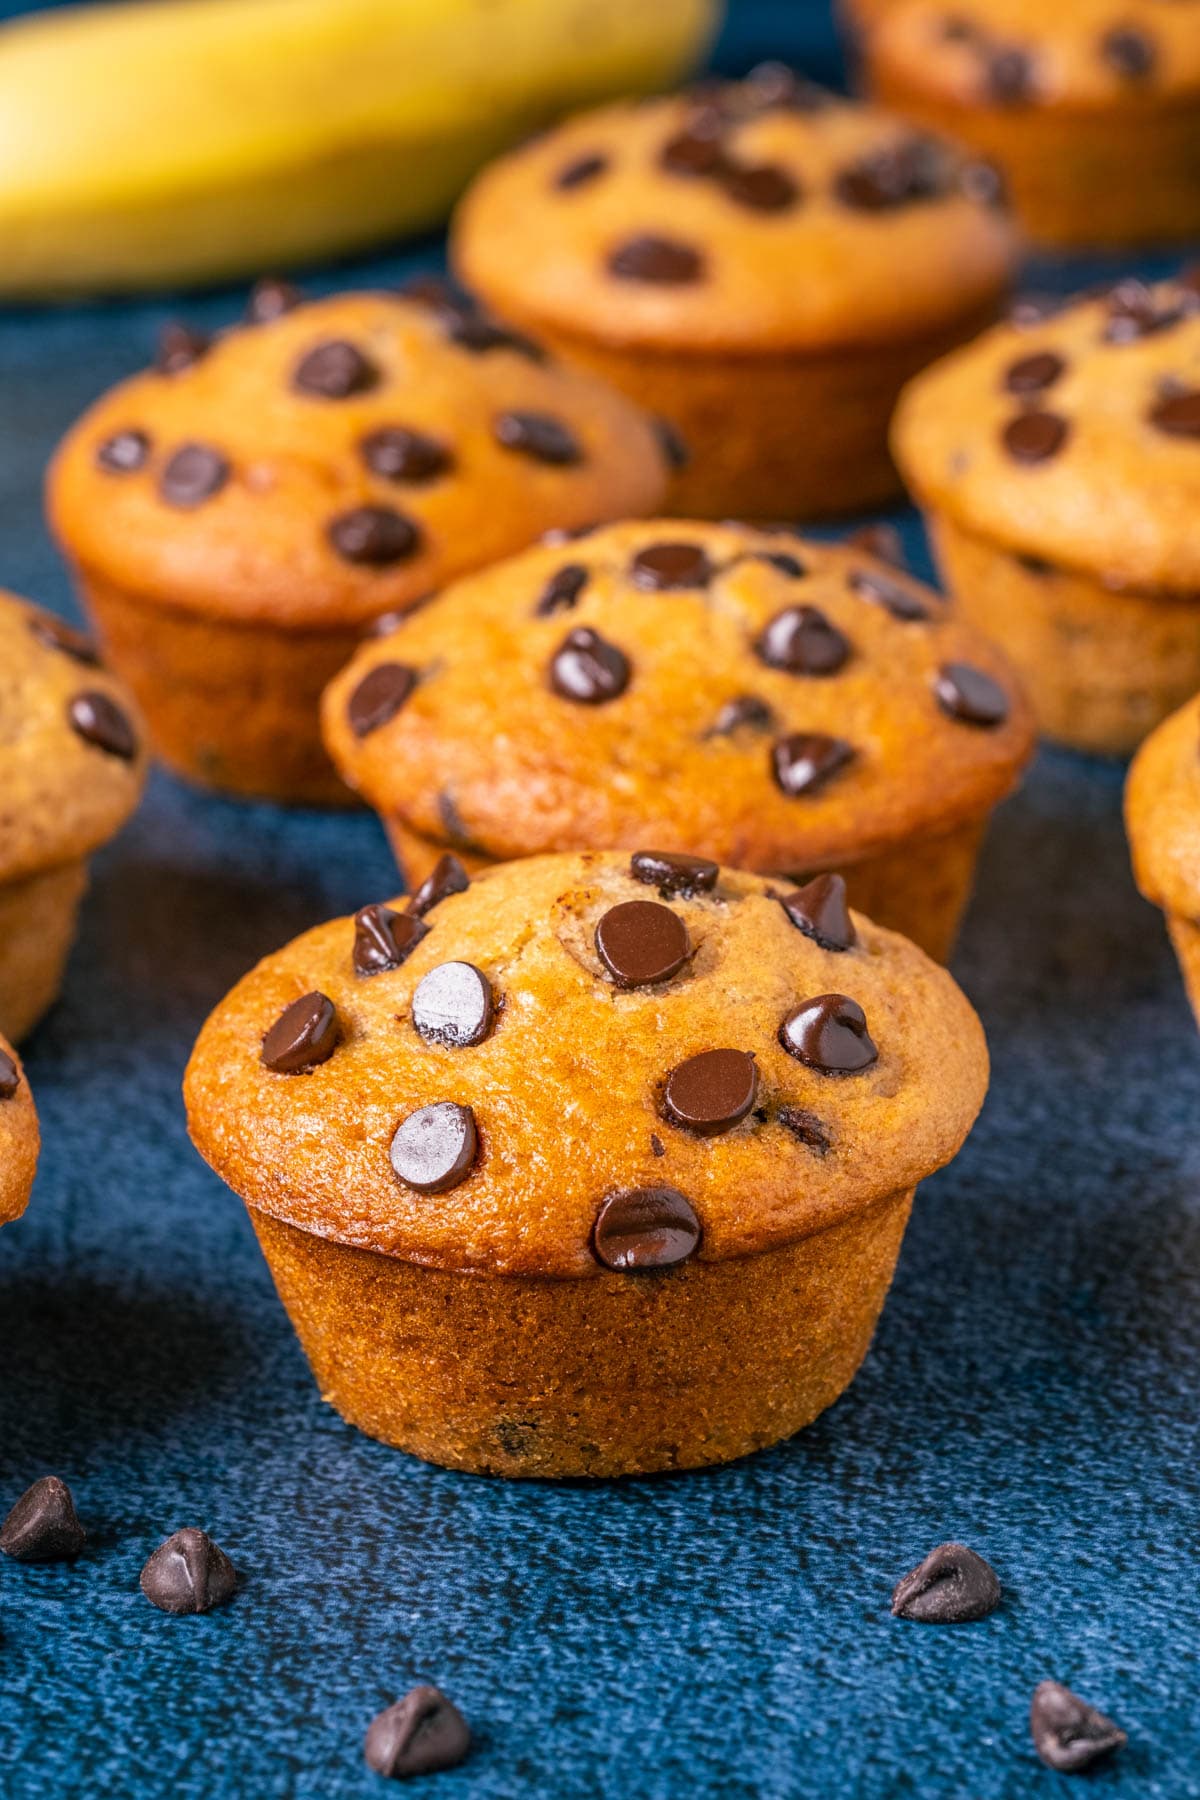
[852,0,1200,247]
[184,849,989,1478]
[321,519,1035,962]
[1127,693,1200,1028]
[893,271,1200,756]
[451,68,1017,520]
[0,1035,38,1230]
[0,590,145,1041]
[46,283,673,805]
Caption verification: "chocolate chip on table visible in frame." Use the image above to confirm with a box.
[1149,389,1200,437]
[1001,410,1070,464]
[140,1528,237,1615]
[664,1048,758,1137]
[720,162,800,213]
[608,234,705,284]
[1003,351,1065,395]
[407,854,470,918]
[245,275,301,324]
[778,873,856,952]
[96,428,151,475]
[630,541,713,590]
[535,563,589,617]
[360,426,453,484]
[0,1477,85,1562]
[412,962,494,1048]
[630,849,719,897]
[555,151,609,190]
[595,900,691,988]
[1030,1682,1127,1774]
[756,606,850,677]
[709,694,774,736]
[935,661,1010,727]
[771,734,856,799]
[0,1048,19,1099]
[156,323,211,376]
[653,416,690,470]
[777,1104,831,1153]
[364,1686,472,1780]
[346,662,418,737]
[390,1102,478,1193]
[780,994,878,1073]
[985,45,1036,105]
[493,410,581,466]
[260,991,339,1075]
[549,627,630,703]
[67,692,138,761]
[1101,25,1156,81]
[159,442,230,508]
[834,136,946,210]
[593,1186,701,1271]
[292,338,379,399]
[353,904,429,977]
[327,505,421,567]
[891,1543,1002,1623]
[848,567,929,621]
[28,610,99,665]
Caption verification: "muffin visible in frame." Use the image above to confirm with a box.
[451,68,1017,521]
[852,0,1200,248]
[0,1036,38,1230]
[46,283,673,805]
[184,849,989,1478]
[321,519,1035,962]
[0,590,145,1041]
[1126,693,1200,1027]
[893,271,1200,757]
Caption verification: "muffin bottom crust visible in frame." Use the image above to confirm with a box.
[0,860,88,1042]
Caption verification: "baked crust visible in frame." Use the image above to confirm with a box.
[0,1034,38,1228]
[1127,693,1200,921]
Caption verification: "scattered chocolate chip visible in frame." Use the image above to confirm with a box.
[365,1686,472,1780]
[1002,410,1070,463]
[720,161,800,213]
[777,1105,831,1153]
[834,136,947,210]
[96,428,151,475]
[1101,25,1156,81]
[347,662,418,737]
[493,410,582,467]
[608,234,705,284]
[360,426,453,484]
[0,1048,19,1099]
[986,45,1036,106]
[891,1543,1002,1623]
[260,991,339,1075]
[935,661,1009,727]
[756,605,850,677]
[549,627,630,703]
[158,442,230,508]
[1030,1682,1127,1774]
[660,118,728,177]
[771,734,856,799]
[28,610,99,665]
[664,1048,758,1137]
[1104,279,1179,343]
[140,1528,237,1615]
[1004,351,1065,395]
[245,276,301,324]
[1150,389,1200,438]
[595,900,691,988]
[67,691,138,761]
[653,416,690,470]
[555,151,609,190]
[292,338,379,399]
[535,563,589,617]
[0,1477,85,1562]
[593,1186,701,1271]
[353,904,428,977]
[778,873,856,951]
[407,854,470,918]
[709,694,774,736]
[390,1102,478,1193]
[327,505,421,566]
[630,541,713,590]
[156,323,211,376]
[650,1133,665,1157]
[412,962,493,1048]
[630,849,719,897]
[780,994,878,1073]
[848,567,930,621]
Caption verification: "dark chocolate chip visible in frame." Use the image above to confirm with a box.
[630,849,719,897]
[986,46,1036,105]
[28,611,99,665]
[848,567,930,621]
[156,323,211,376]
[660,119,729,178]
[407,854,470,918]
[771,734,856,799]
[935,661,1009,727]
[1150,389,1200,438]
[535,563,589,617]
[347,661,418,737]
[664,1048,758,1137]
[778,873,856,952]
[364,1686,472,1780]
[353,905,429,977]
[549,627,630,703]
[593,1186,701,1271]
[891,1543,1002,1623]
[1101,25,1156,81]
[327,505,421,566]
[720,161,800,213]
[595,899,691,988]
[412,962,493,1048]
[756,605,850,677]
[292,338,379,399]
[453,313,546,359]
[555,151,609,190]
[650,1133,665,1157]
[1017,552,1056,577]
[834,136,947,210]
[1104,279,1179,343]
[709,694,775,736]
[0,1048,19,1099]
[158,442,230,508]
[0,1477,85,1562]
[245,276,301,324]
[630,541,713,590]
[96,428,151,475]
[755,551,807,579]
[67,691,138,761]
[1004,351,1065,395]
[360,426,453,484]
[260,991,339,1075]
[493,410,582,466]
[1002,410,1070,463]
[777,1104,831,1153]
[780,993,878,1073]
[390,1102,478,1193]
[140,1528,237,1615]
[653,416,690,470]
[1030,1682,1127,1774]
[608,234,705,284]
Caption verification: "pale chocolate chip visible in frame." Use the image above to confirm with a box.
[891,1543,1002,1623]
[1001,410,1070,463]
[630,541,713,590]
[549,628,630,703]
[411,962,493,1047]
[608,234,705,284]
[360,427,453,484]
[407,854,470,918]
[664,1048,758,1136]
[260,991,339,1074]
[847,524,906,571]
[156,324,211,375]
[390,1102,478,1193]
[67,692,138,761]
[777,873,855,951]
[159,442,230,508]
[780,994,878,1073]
[245,276,301,324]
[0,1477,85,1562]
[595,900,690,988]
[353,904,428,976]
[593,1186,701,1271]
[535,563,589,617]
[935,661,1009,727]
[756,605,850,676]
[346,662,418,737]
[1030,1682,1127,1774]
[140,1528,237,1615]
[292,339,379,399]
[327,505,421,566]
[493,410,581,466]
[364,1686,472,1780]
[771,734,855,798]
[96,428,151,475]
[630,850,719,897]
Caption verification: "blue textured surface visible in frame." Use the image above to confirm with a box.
[1,2,1199,1795]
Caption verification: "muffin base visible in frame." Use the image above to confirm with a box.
[0,860,88,1042]
[929,514,1200,756]
[250,1186,914,1478]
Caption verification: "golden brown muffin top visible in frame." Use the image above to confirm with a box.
[0,589,146,885]
[46,285,672,632]
[451,72,1017,356]
[1126,693,1200,920]
[184,850,988,1278]
[893,273,1200,594]
[0,1034,38,1229]
[321,519,1035,873]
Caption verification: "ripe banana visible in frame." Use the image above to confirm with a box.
[0,0,719,297]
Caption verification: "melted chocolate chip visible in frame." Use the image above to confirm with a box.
[777,1104,831,1153]
[595,899,690,988]
[935,661,1009,727]
[608,234,705,284]
[555,151,609,190]
[245,276,301,324]
[0,1477,85,1562]
[549,627,630,703]
[260,991,339,1075]
[493,410,582,466]
[365,1687,472,1781]
[593,1186,701,1271]
[1004,351,1065,395]
[1002,410,1070,463]
[1101,25,1156,81]
[67,692,138,761]
[986,46,1036,106]
[96,428,151,474]
[848,567,930,621]
[28,611,99,665]
[536,563,589,617]
[411,961,493,1047]
[630,541,713,590]
[630,850,719,897]
[156,323,211,375]
[140,1528,237,1615]
[834,136,946,210]
[390,1101,478,1193]
[1150,389,1200,437]
[721,161,800,213]
[327,505,421,566]
[360,426,453,484]
[664,1048,758,1137]
[347,662,418,737]
[353,904,428,976]
[778,873,855,952]
[771,734,855,799]
[892,1543,1002,1624]
[756,605,850,677]
[159,442,230,508]
[709,694,774,736]
[292,339,379,399]
[0,1049,19,1100]
[653,416,690,470]
[780,994,877,1073]
[407,854,470,918]
[1030,1683,1127,1774]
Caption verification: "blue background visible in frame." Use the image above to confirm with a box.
[1,2,1198,1795]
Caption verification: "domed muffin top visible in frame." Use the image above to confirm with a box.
[321,519,1035,873]
[451,72,1017,355]
[1127,693,1200,920]
[0,589,146,885]
[184,850,988,1278]
[46,285,672,632]
[0,1034,38,1228]
[893,271,1200,593]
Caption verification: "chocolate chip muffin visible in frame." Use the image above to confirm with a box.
[321,519,1035,962]
[1126,693,1200,1029]
[852,0,1200,247]
[0,590,145,1041]
[0,1036,38,1230]
[893,272,1200,756]
[451,68,1017,520]
[46,283,673,805]
[184,849,988,1477]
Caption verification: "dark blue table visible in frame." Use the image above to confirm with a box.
[1,3,1198,1795]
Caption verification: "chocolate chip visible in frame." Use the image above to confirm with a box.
[29,610,99,665]
[891,1543,1002,1623]
[390,1102,478,1193]
[709,694,774,736]
[959,158,1008,210]
[744,61,828,112]
[778,873,856,951]
[260,991,339,1075]
[438,792,480,853]
[555,151,609,190]
[140,1528,237,1615]
[630,849,719,897]
[1002,410,1070,463]
[353,904,429,976]
[540,523,596,547]
[493,410,582,466]
[360,426,453,484]
[156,323,211,375]
[292,338,379,399]
[720,161,800,213]
[347,662,418,736]
[1104,279,1179,343]
[412,962,493,1047]
[755,551,807,579]
[650,1133,666,1157]
[848,567,930,621]
[986,46,1035,105]
[1150,389,1200,437]
[834,136,947,210]
[327,505,421,566]
[67,691,138,761]
[653,416,690,470]
[159,442,230,508]
[1101,25,1155,81]
[593,1186,701,1271]
[777,1104,831,1153]
[1030,1682,1127,1774]
[451,314,545,360]
[364,1686,472,1780]
[664,1048,758,1137]
[660,119,729,177]
[0,1048,19,1100]
[756,605,850,677]
[630,541,713,590]
[549,627,630,703]
[935,661,1009,727]
[407,854,470,918]
[96,428,151,474]
[245,276,301,323]
[771,734,855,799]
[535,563,589,617]
[0,1477,85,1562]
[1004,351,1065,395]
[1009,292,1063,328]
[780,994,878,1073]
[595,900,690,988]
[608,234,705,284]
